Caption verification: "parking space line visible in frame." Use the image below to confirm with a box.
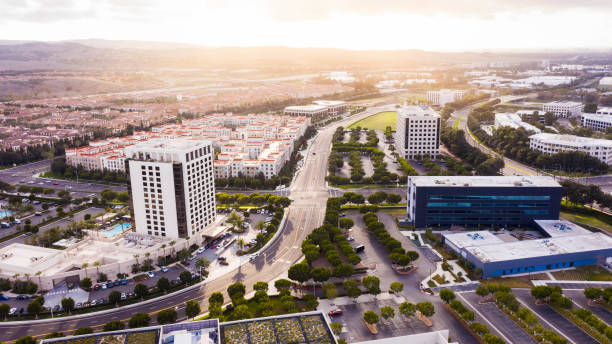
[515,298,576,344]
[457,293,513,344]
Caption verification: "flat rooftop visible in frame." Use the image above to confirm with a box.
[0,243,61,268]
[126,138,211,153]
[466,232,612,263]
[408,176,561,188]
[397,105,440,118]
[284,105,328,111]
[534,219,592,237]
[443,231,504,249]
[582,112,612,122]
[530,133,612,147]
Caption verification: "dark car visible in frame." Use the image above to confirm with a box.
[113,280,120,287]
[329,309,343,316]
[121,279,127,285]
[16,295,28,300]
[106,282,114,288]
[19,308,24,314]
[93,284,100,291]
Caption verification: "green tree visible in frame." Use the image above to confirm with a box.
[530,286,552,303]
[331,322,343,336]
[584,287,603,304]
[253,281,269,292]
[74,327,94,335]
[227,282,246,298]
[109,290,122,306]
[323,282,338,300]
[380,305,395,321]
[470,322,490,336]
[339,218,354,230]
[475,284,489,299]
[311,267,331,284]
[333,264,354,279]
[179,271,193,284]
[27,300,43,319]
[275,279,292,293]
[231,304,251,320]
[417,302,435,317]
[128,312,151,328]
[344,280,361,300]
[303,294,319,310]
[288,263,312,285]
[134,283,149,299]
[362,276,381,297]
[16,336,36,344]
[185,300,201,318]
[157,308,178,324]
[103,320,126,331]
[483,334,504,344]
[439,289,456,304]
[44,332,64,339]
[0,303,11,320]
[209,292,224,306]
[61,297,75,315]
[389,281,404,294]
[399,302,416,320]
[363,310,379,325]
[80,277,92,290]
[157,277,171,293]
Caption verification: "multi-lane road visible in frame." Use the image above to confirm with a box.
[0,106,394,342]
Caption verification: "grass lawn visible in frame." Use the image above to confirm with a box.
[452,115,462,129]
[481,273,550,289]
[551,265,612,281]
[347,111,396,130]
[560,204,612,235]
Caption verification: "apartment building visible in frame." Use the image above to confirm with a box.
[394,105,441,160]
[426,89,465,107]
[126,139,216,239]
[494,113,541,133]
[529,133,612,164]
[65,113,311,179]
[542,101,582,118]
[581,112,612,131]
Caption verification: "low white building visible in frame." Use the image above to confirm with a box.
[494,113,541,133]
[355,330,456,344]
[542,101,582,118]
[427,89,465,107]
[581,113,612,131]
[600,77,612,86]
[283,105,329,118]
[529,133,612,164]
[394,105,441,160]
[596,107,612,115]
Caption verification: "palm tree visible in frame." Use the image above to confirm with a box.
[169,240,176,256]
[94,261,101,276]
[12,273,20,281]
[24,273,30,282]
[236,237,246,251]
[82,263,89,277]
[133,254,140,265]
[35,271,42,287]
[161,244,167,256]
[255,220,265,232]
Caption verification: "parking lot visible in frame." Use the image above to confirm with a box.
[329,299,437,343]
[514,289,599,344]
[459,292,536,344]
[562,289,612,325]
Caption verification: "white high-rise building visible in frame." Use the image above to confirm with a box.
[126,139,216,239]
[581,113,612,132]
[394,105,441,160]
[542,101,582,118]
[427,89,465,107]
[596,107,612,116]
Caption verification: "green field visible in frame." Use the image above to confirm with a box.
[347,111,396,130]
[560,203,612,235]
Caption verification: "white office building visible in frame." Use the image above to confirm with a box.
[599,77,612,86]
[394,105,440,160]
[542,101,582,118]
[284,100,347,119]
[581,113,612,132]
[494,113,541,133]
[126,139,216,239]
[427,89,465,107]
[529,133,612,165]
[596,107,612,115]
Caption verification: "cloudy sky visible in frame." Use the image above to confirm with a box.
[1,0,612,51]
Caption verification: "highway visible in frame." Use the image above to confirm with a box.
[0,106,394,342]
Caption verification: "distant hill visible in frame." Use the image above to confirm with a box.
[0,40,610,72]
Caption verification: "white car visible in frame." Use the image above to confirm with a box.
[147,271,155,278]
[249,253,259,261]
[8,308,16,315]
[197,247,205,254]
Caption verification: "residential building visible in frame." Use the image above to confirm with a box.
[581,113,612,131]
[529,133,612,165]
[394,105,440,160]
[406,176,562,228]
[126,139,216,239]
[542,101,582,118]
[65,113,311,179]
[494,113,541,133]
[426,89,465,107]
[442,220,612,278]
[596,107,612,115]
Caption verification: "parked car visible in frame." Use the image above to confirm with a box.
[90,300,97,306]
[161,266,169,273]
[101,283,107,290]
[329,309,343,316]
[106,282,113,288]
[0,295,9,301]
[347,237,355,242]
[76,302,82,308]
[13,219,21,225]
[121,279,127,285]
[197,247,205,254]
[16,295,28,300]
[121,293,126,300]
[93,284,100,291]
[113,280,120,287]
[8,308,17,315]
[147,271,155,278]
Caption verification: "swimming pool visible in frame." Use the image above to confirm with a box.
[0,210,13,219]
[103,223,131,237]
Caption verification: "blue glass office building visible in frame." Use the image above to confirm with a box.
[407,176,562,228]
